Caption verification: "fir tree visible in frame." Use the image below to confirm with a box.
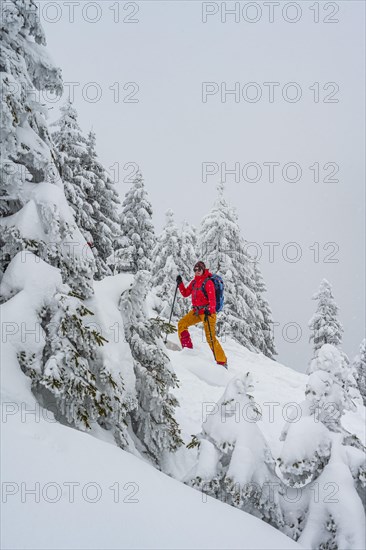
[83,129,121,279]
[198,183,272,354]
[114,171,155,274]
[352,338,366,406]
[51,100,95,241]
[308,279,344,356]
[119,270,183,466]
[253,261,277,358]
[306,344,360,433]
[0,0,95,297]
[2,251,137,448]
[176,220,198,315]
[278,344,365,547]
[152,209,185,319]
[0,0,62,218]
[179,220,197,281]
[52,108,122,280]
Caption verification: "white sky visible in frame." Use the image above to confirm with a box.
[41,0,365,372]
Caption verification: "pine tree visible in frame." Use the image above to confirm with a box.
[83,130,121,279]
[0,0,181,468]
[0,0,62,219]
[152,209,185,319]
[179,220,197,281]
[51,100,95,242]
[308,279,344,356]
[187,373,284,530]
[177,220,198,314]
[353,338,366,406]
[198,183,271,354]
[253,261,277,358]
[1,250,137,449]
[52,108,122,280]
[306,344,360,432]
[119,270,183,465]
[114,171,155,274]
[278,343,366,548]
[0,0,95,297]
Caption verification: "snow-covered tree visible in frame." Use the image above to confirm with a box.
[305,344,360,429]
[179,220,197,280]
[152,209,185,319]
[0,0,181,470]
[198,183,272,355]
[1,251,136,449]
[0,0,95,297]
[0,0,62,219]
[187,373,284,530]
[278,344,366,548]
[119,270,183,466]
[176,220,198,314]
[52,106,123,280]
[37,289,136,446]
[0,181,96,299]
[308,279,344,356]
[114,172,155,274]
[82,130,121,279]
[0,0,114,439]
[353,339,366,406]
[253,260,276,358]
[51,100,95,240]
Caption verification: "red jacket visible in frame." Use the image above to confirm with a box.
[178,269,216,315]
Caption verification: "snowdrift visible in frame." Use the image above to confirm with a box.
[2,271,364,549]
[1,371,301,550]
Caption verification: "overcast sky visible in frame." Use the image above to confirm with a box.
[42,0,365,372]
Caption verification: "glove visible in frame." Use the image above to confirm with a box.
[176,275,183,285]
[204,307,211,322]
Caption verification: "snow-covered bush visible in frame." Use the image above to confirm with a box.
[278,343,366,548]
[298,435,365,550]
[306,344,360,429]
[187,373,284,530]
[1,252,136,449]
[0,183,96,299]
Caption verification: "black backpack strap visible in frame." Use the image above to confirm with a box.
[201,277,210,300]
[192,277,210,299]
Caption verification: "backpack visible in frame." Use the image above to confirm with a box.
[198,274,225,313]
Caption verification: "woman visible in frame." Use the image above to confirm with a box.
[176,261,228,368]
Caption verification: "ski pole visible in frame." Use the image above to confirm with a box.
[205,314,217,362]
[165,283,179,344]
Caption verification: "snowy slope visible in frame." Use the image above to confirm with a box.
[1,367,301,550]
[2,273,364,549]
[161,325,365,479]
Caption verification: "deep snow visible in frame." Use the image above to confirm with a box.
[1,272,364,549]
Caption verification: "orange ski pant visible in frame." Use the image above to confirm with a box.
[177,310,227,363]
